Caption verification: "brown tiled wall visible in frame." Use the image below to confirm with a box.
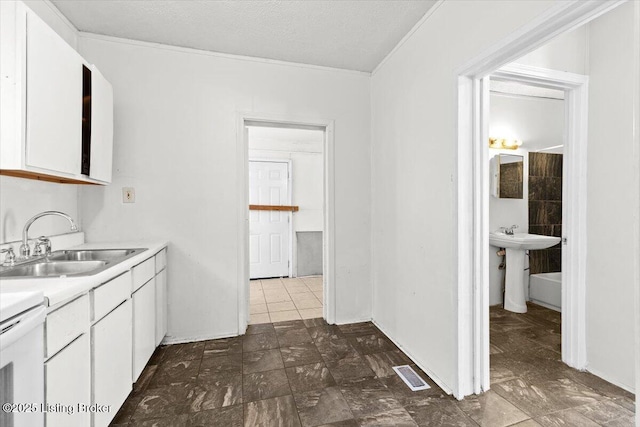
[528,152,563,274]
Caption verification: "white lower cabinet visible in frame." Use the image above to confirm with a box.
[41,248,168,427]
[45,333,91,427]
[92,300,132,427]
[133,278,156,381]
[155,269,167,346]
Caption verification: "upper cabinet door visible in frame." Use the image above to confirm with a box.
[25,10,82,175]
[89,65,114,183]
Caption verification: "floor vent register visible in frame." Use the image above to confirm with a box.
[392,365,431,391]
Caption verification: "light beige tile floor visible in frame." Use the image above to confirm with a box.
[249,276,323,324]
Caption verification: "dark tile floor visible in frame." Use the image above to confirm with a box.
[487,303,635,426]
[110,304,635,427]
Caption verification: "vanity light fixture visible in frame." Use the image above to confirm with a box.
[489,137,522,150]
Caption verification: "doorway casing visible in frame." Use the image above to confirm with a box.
[455,0,626,399]
[236,112,336,334]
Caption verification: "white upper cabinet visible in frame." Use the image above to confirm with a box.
[0,1,113,184]
[89,65,114,182]
[25,9,83,175]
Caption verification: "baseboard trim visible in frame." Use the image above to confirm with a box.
[334,317,372,326]
[372,320,454,396]
[586,366,636,395]
[161,331,238,345]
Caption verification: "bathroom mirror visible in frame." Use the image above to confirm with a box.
[498,154,524,199]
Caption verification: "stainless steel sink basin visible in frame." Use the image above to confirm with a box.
[48,249,140,262]
[0,261,106,278]
[0,248,147,279]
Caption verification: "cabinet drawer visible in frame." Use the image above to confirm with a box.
[132,257,154,292]
[46,294,89,359]
[92,271,131,322]
[155,248,167,274]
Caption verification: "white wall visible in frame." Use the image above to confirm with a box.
[0,176,80,243]
[248,126,324,277]
[488,93,565,305]
[0,2,79,245]
[513,24,587,74]
[370,0,559,394]
[77,35,372,341]
[489,94,565,152]
[585,2,637,392]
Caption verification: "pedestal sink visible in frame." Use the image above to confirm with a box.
[489,232,561,313]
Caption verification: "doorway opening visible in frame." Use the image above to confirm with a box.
[459,59,589,397]
[487,73,567,386]
[236,113,336,334]
[247,126,325,324]
[455,1,624,398]
[482,61,588,393]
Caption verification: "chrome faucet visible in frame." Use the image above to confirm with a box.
[503,224,519,236]
[33,236,52,257]
[20,211,78,259]
[0,247,16,266]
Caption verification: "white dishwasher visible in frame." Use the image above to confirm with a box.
[0,291,46,427]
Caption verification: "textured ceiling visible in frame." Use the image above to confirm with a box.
[51,0,438,72]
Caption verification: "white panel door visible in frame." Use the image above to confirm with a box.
[249,161,290,279]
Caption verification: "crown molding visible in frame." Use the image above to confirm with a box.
[78,31,371,77]
[41,0,78,35]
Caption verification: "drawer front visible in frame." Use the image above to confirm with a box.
[155,248,167,274]
[92,271,131,322]
[132,257,154,292]
[46,294,89,359]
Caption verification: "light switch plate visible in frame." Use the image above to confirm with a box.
[123,187,135,203]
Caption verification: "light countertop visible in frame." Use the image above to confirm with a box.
[0,240,168,308]
[0,290,45,322]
